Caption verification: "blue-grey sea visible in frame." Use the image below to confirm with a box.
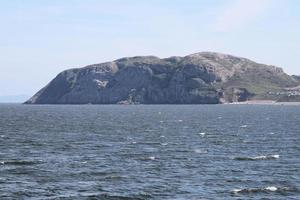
[0,104,299,200]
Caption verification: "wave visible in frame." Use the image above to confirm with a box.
[148,156,156,160]
[234,155,279,161]
[0,159,42,166]
[87,193,152,200]
[52,193,152,200]
[231,186,297,194]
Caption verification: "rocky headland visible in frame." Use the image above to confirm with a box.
[25,52,300,104]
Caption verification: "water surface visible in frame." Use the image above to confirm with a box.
[0,104,299,199]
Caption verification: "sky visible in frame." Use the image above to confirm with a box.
[0,0,300,97]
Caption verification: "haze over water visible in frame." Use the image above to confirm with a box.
[0,104,299,199]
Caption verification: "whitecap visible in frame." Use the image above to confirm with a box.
[194,149,207,154]
[234,154,280,161]
[240,125,248,128]
[232,186,282,194]
[271,154,280,159]
[198,132,206,136]
[178,120,183,122]
[232,189,242,194]
[265,186,278,192]
[253,155,279,160]
[148,156,155,160]
[161,143,168,146]
[231,188,259,194]
[254,156,268,160]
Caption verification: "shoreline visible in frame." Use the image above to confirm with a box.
[1,101,300,106]
[227,100,300,105]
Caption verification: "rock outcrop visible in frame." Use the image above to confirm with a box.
[25,52,300,104]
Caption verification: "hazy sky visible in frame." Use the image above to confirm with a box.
[1,0,299,96]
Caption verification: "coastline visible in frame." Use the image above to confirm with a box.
[227,100,300,105]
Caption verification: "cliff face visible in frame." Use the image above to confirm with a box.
[25,52,300,104]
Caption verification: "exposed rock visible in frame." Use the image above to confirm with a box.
[25,52,300,104]
[292,75,300,82]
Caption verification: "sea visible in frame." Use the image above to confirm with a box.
[0,104,299,200]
